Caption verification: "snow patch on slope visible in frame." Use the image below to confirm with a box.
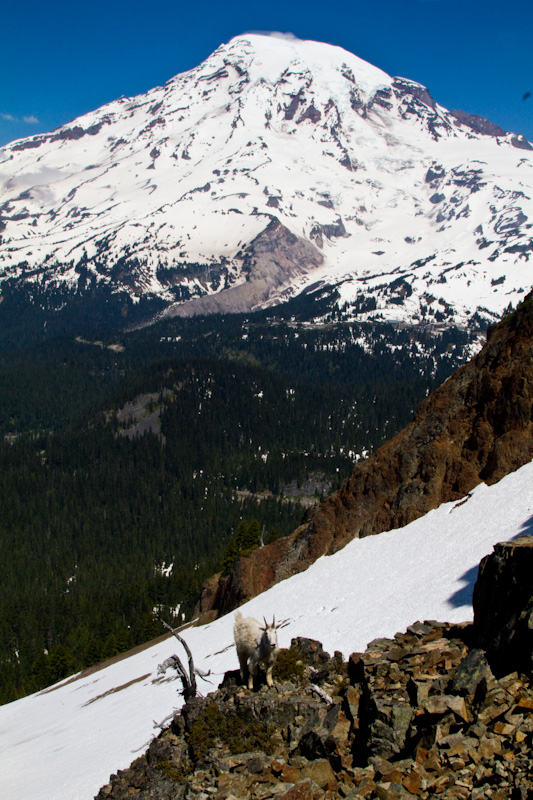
[1,459,533,800]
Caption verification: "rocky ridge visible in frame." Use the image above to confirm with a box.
[97,540,533,800]
[197,293,533,620]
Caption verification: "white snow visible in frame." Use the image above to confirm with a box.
[0,34,532,327]
[1,459,533,800]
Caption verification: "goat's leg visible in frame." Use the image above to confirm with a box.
[237,651,249,686]
[265,664,274,687]
[247,659,256,690]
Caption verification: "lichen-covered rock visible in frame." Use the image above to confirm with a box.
[450,647,495,698]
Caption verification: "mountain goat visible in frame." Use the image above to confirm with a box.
[234,612,280,690]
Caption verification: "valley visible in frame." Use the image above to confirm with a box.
[0,307,474,704]
[1,31,532,783]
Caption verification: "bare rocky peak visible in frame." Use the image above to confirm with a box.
[450,108,508,138]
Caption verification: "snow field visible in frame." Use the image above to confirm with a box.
[1,459,532,800]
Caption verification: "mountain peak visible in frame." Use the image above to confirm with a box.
[217,30,393,97]
[1,35,531,337]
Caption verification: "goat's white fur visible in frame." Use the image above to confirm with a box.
[234,612,279,689]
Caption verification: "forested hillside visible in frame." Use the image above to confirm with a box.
[0,307,478,703]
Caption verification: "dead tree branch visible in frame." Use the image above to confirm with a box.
[310,683,334,705]
[157,616,198,701]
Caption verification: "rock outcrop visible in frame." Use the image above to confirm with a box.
[198,295,533,620]
[473,536,533,677]
[97,624,533,800]
[99,540,533,800]
[166,219,324,318]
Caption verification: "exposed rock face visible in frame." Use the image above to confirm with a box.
[96,623,533,800]
[473,535,533,677]
[164,218,324,318]
[197,536,301,624]
[449,109,507,138]
[198,295,533,619]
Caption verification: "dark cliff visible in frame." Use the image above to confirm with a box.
[198,294,533,619]
[474,536,533,677]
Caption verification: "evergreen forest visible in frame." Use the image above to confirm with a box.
[0,298,480,704]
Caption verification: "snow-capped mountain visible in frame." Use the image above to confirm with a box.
[2,457,533,800]
[1,32,532,329]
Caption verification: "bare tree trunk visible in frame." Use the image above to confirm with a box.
[157,616,197,701]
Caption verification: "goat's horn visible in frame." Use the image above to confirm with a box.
[272,615,276,628]
[263,616,268,628]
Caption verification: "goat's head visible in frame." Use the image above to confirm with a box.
[261,616,279,653]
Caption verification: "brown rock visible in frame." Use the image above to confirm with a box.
[280,764,301,784]
[401,769,422,794]
[493,721,517,736]
[375,781,417,799]
[408,679,432,706]
[423,696,450,715]
[340,754,354,770]
[299,759,337,789]
[477,734,502,758]
[380,768,404,784]
[477,688,513,724]
[96,612,533,800]
[444,695,471,722]
[278,779,313,800]
[344,684,362,724]
[422,749,442,771]
[414,746,429,764]
[514,697,533,713]
[353,776,377,796]
[327,708,352,742]
[445,788,470,799]
[447,757,466,771]
[437,733,479,761]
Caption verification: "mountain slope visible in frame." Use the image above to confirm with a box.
[1,458,533,800]
[198,292,533,617]
[1,33,532,333]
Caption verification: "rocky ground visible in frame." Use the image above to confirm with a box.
[96,620,533,800]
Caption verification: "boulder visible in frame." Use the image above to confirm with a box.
[473,535,533,675]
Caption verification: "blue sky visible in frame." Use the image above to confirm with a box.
[1,0,532,147]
